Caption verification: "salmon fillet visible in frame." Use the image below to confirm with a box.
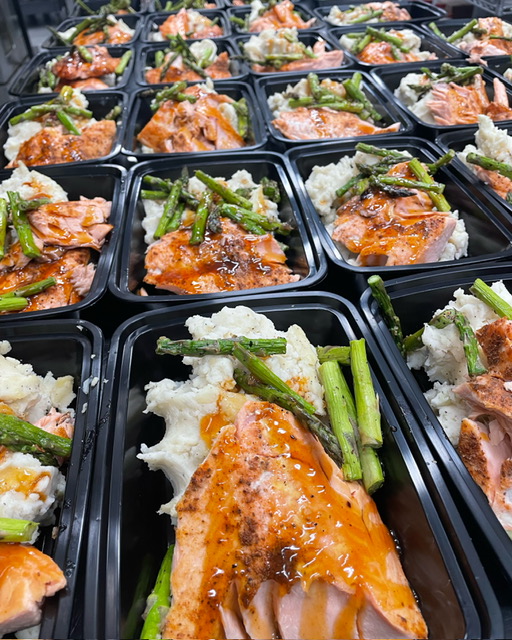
[272,107,400,140]
[248,0,315,32]
[159,9,224,39]
[55,78,110,91]
[7,120,116,168]
[477,318,512,379]
[145,51,231,83]
[459,17,512,56]
[28,197,112,250]
[468,164,512,199]
[332,162,456,265]
[73,23,133,45]
[163,400,428,640]
[137,85,245,153]
[52,46,119,80]
[0,543,66,636]
[454,374,512,437]
[358,40,435,64]
[34,408,74,439]
[252,40,344,73]
[366,1,411,21]
[144,219,298,293]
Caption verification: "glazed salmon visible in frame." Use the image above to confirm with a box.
[273,108,400,140]
[467,163,512,199]
[332,162,456,266]
[73,23,133,45]
[163,400,428,640]
[28,197,112,250]
[34,408,75,439]
[248,0,315,32]
[252,40,344,72]
[459,17,512,56]
[6,120,116,168]
[477,318,512,378]
[145,51,231,83]
[137,85,244,153]
[365,1,411,21]
[357,39,435,64]
[159,9,224,39]
[52,46,119,80]
[55,77,110,91]
[0,543,66,636]
[144,219,298,293]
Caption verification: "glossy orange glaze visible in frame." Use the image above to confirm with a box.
[73,24,133,45]
[0,451,51,498]
[358,39,432,64]
[52,46,118,80]
[145,52,232,84]
[200,409,229,448]
[163,401,427,639]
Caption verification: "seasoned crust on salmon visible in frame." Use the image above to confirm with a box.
[144,219,299,293]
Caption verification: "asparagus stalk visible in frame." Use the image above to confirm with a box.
[343,74,382,121]
[470,278,512,319]
[319,361,362,480]
[288,97,365,113]
[0,297,29,313]
[0,277,57,300]
[194,170,253,209]
[115,50,133,75]
[426,149,455,174]
[0,413,72,459]
[165,202,185,234]
[350,339,382,447]
[366,26,411,52]
[49,26,72,46]
[105,105,122,121]
[404,306,462,352]
[57,110,81,135]
[234,368,343,467]
[352,33,372,55]
[466,153,512,180]
[218,203,292,236]
[371,175,445,193]
[154,49,165,68]
[7,192,41,259]
[261,177,281,203]
[140,544,174,640]
[189,190,213,245]
[75,0,96,13]
[367,275,405,355]
[447,18,478,44]
[347,9,383,24]
[0,517,39,543]
[408,158,450,211]
[355,143,405,159]
[233,98,249,139]
[217,204,265,235]
[450,310,487,376]
[316,346,351,365]
[156,336,287,357]
[77,45,93,62]
[154,180,183,239]
[335,173,364,199]
[429,21,447,39]
[0,198,7,260]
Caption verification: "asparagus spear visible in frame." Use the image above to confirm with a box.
[350,339,382,447]
[57,110,81,135]
[0,517,39,543]
[194,170,253,209]
[447,18,478,44]
[0,277,57,300]
[404,306,463,353]
[365,26,411,52]
[316,346,351,365]
[319,361,362,480]
[371,175,445,193]
[154,49,165,68]
[335,173,364,199]
[0,297,28,313]
[470,278,512,319]
[105,105,122,121]
[165,201,185,234]
[234,368,343,466]
[216,204,265,235]
[190,190,213,245]
[154,180,183,239]
[428,21,447,39]
[466,153,512,180]
[288,97,365,113]
[7,192,41,259]
[347,9,383,24]
[355,143,405,159]
[450,310,487,376]
[156,336,287,357]
[408,158,450,211]
[343,74,382,122]
[426,150,455,174]
[367,275,405,355]
[115,50,133,75]
[0,413,72,459]
[261,177,281,203]
[217,203,292,236]
[0,198,7,260]
[233,98,249,139]
[352,33,372,55]
[140,545,174,640]
[77,45,93,63]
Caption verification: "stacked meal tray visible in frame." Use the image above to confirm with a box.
[2,0,512,637]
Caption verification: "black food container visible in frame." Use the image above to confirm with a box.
[8,46,135,97]
[233,31,354,77]
[285,136,512,291]
[0,164,125,321]
[313,0,446,26]
[0,91,128,170]
[436,121,512,212]
[360,263,512,597]
[41,15,142,50]
[227,2,320,34]
[84,291,501,639]
[110,151,326,304]
[1,319,103,639]
[72,0,149,14]
[370,59,512,140]
[423,18,512,58]
[330,21,462,67]
[486,55,512,86]
[123,82,267,158]
[255,68,414,147]
[136,40,249,86]
[142,10,231,42]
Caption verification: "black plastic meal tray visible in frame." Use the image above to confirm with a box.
[422,18,512,58]
[0,163,125,321]
[313,0,446,26]
[83,291,501,639]
[486,55,512,86]
[40,14,142,50]
[370,59,512,139]
[72,0,149,14]
[8,46,135,97]
[329,20,463,67]
[135,40,249,86]
[360,263,512,594]
[141,10,232,42]
[233,30,355,77]
[254,68,415,147]
[227,2,321,34]
[122,81,267,157]
[436,122,512,213]
[0,319,103,639]
[285,136,512,291]
[0,90,128,171]
[110,151,327,304]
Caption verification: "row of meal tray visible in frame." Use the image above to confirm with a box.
[3,0,512,638]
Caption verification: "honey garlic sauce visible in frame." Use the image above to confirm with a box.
[164,401,427,640]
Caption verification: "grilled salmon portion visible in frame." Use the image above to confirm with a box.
[0,543,66,636]
[145,51,231,83]
[467,164,512,199]
[459,17,512,56]
[455,374,512,435]
[144,219,298,293]
[52,46,119,80]
[137,85,245,153]
[248,0,315,32]
[7,120,116,168]
[73,23,133,45]
[159,9,224,39]
[477,318,512,379]
[163,400,428,640]
[332,162,456,265]
[368,1,411,20]
[252,40,344,72]
[273,108,400,140]
[28,197,112,250]
[55,77,111,91]
[358,39,435,64]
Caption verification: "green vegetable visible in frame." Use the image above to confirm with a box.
[140,545,174,640]
[350,339,382,448]
[0,517,39,543]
